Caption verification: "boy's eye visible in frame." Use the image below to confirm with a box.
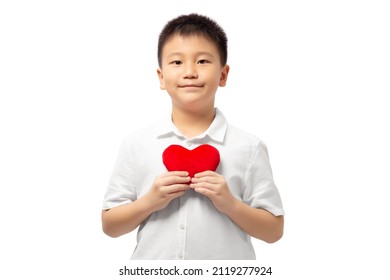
[171,60,182,65]
[197,59,209,64]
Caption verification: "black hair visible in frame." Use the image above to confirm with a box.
[157,13,228,67]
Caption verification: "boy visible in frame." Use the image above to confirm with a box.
[102,13,284,260]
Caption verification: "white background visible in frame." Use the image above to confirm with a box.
[1,0,389,279]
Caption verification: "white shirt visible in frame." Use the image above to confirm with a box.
[103,108,284,260]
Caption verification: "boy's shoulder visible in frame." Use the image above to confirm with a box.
[226,122,266,147]
[224,124,271,163]
[122,120,163,143]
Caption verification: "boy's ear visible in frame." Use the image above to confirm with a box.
[219,65,230,87]
[157,67,166,90]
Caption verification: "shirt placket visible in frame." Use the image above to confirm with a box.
[176,139,194,259]
[177,191,189,259]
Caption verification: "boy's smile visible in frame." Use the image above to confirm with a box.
[178,83,204,89]
[157,34,229,114]
[178,83,205,93]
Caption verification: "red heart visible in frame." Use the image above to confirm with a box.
[162,144,220,178]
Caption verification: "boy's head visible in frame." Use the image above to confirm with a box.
[157,13,228,68]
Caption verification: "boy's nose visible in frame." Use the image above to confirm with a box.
[183,64,198,79]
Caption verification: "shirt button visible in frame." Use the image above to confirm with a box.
[186,142,193,148]
[178,252,183,259]
[180,224,185,230]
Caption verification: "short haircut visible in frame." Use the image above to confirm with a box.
[157,13,228,67]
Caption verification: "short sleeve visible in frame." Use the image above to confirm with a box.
[102,137,137,210]
[243,140,284,216]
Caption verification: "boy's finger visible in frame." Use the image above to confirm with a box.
[168,190,186,200]
[165,184,191,194]
[191,176,219,184]
[161,175,191,186]
[165,171,189,177]
[193,187,215,197]
[190,182,215,191]
[194,170,217,178]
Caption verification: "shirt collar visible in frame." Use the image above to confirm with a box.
[156,108,228,144]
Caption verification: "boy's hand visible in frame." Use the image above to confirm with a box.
[190,171,237,214]
[145,171,191,212]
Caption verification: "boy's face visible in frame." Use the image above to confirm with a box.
[157,34,229,113]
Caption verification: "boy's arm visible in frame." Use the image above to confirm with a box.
[224,200,284,243]
[191,171,283,243]
[102,195,156,238]
[102,171,191,237]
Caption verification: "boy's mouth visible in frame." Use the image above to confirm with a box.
[179,84,203,88]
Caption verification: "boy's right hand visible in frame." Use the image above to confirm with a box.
[145,171,191,212]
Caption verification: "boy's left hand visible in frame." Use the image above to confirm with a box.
[190,171,237,214]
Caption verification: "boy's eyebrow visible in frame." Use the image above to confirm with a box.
[166,51,215,58]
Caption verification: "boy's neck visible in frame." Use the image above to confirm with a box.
[171,107,216,139]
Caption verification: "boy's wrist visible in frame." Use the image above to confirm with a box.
[138,193,159,215]
[221,197,240,217]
